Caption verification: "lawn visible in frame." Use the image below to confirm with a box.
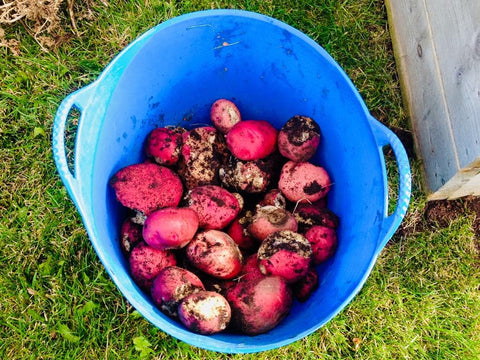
[0,1,479,359]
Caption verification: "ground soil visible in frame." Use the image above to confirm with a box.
[397,196,480,257]
[424,196,480,237]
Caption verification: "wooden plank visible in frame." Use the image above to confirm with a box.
[428,158,480,200]
[385,0,460,192]
[450,173,480,199]
[425,0,480,169]
[386,0,480,199]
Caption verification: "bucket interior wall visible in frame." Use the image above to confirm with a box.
[88,13,386,348]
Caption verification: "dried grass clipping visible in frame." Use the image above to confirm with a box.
[0,0,101,53]
[0,25,19,55]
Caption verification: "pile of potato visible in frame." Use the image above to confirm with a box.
[110,99,339,335]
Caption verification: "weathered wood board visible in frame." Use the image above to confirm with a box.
[385,0,480,200]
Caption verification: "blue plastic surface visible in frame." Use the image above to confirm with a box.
[52,9,411,353]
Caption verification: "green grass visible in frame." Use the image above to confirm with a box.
[1,1,479,359]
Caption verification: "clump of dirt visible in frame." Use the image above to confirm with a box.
[0,0,103,53]
[397,196,480,256]
[424,196,480,238]
[424,198,467,229]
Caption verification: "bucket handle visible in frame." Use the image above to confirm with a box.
[368,116,412,256]
[52,82,97,210]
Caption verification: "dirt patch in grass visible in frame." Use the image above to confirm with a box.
[399,196,480,260]
[425,196,480,237]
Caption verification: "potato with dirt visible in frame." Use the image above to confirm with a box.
[210,99,242,134]
[294,203,340,233]
[110,162,183,216]
[278,161,331,203]
[226,213,257,252]
[119,217,143,256]
[145,127,184,166]
[178,290,232,335]
[247,205,298,241]
[185,229,243,280]
[257,230,312,283]
[304,225,338,264]
[177,126,229,189]
[151,266,205,318]
[219,157,274,194]
[128,242,177,291]
[277,115,321,162]
[184,185,241,230]
[226,275,293,335]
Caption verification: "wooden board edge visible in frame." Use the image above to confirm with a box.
[384,0,431,195]
[427,157,480,200]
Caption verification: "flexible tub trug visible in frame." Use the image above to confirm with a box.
[52,10,411,353]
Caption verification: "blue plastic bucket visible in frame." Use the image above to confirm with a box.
[52,9,411,353]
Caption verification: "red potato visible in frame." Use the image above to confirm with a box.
[294,203,340,233]
[120,217,143,256]
[145,127,184,166]
[226,275,293,335]
[110,163,183,215]
[184,185,241,230]
[226,214,257,251]
[237,253,264,281]
[257,230,312,283]
[210,99,242,134]
[258,188,287,209]
[177,126,229,189]
[226,120,277,160]
[219,153,282,194]
[304,225,338,264]
[142,207,199,250]
[292,266,319,302]
[185,230,243,279]
[278,161,331,203]
[219,158,273,194]
[178,291,231,335]
[151,266,205,318]
[278,115,321,162]
[247,206,298,242]
[172,249,235,295]
[129,242,177,291]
